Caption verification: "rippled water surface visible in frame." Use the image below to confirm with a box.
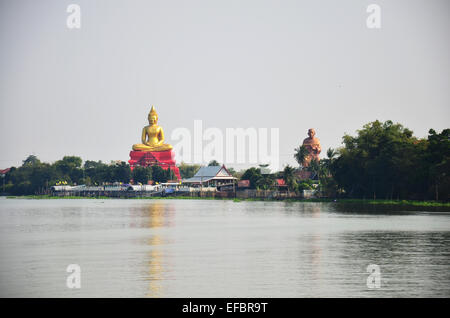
[0,198,449,297]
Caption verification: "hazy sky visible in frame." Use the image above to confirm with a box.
[1,0,449,170]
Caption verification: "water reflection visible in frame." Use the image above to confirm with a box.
[130,202,175,228]
[147,249,163,296]
[335,231,450,297]
[329,202,450,214]
[134,202,175,297]
[0,199,448,297]
[308,233,322,287]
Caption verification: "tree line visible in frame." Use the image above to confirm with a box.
[234,120,449,201]
[1,120,448,200]
[327,121,449,201]
[2,156,176,195]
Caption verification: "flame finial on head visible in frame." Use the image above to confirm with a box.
[149,105,158,118]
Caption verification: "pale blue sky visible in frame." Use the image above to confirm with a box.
[0,0,449,169]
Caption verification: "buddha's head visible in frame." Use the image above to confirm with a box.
[308,128,316,138]
[148,106,158,125]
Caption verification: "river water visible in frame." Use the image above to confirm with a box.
[0,198,449,297]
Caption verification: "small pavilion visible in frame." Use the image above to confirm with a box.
[182,165,236,188]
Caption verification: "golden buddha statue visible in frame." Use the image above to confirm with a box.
[302,128,321,166]
[132,106,173,152]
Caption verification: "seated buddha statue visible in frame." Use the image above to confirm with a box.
[132,106,173,152]
[302,128,321,166]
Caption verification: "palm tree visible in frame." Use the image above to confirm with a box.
[308,159,320,179]
[283,165,297,193]
[294,145,308,168]
[321,147,337,176]
[327,148,336,160]
[22,155,40,166]
[256,175,275,190]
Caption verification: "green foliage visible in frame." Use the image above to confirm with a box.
[112,161,131,183]
[207,160,220,166]
[22,155,40,166]
[226,167,237,177]
[330,120,449,201]
[151,165,169,183]
[298,179,314,191]
[166,167,175,181]
[240,167,276,190]
[255,175,276,190]
[307,158,320,178]
[282,165,298,192]
[4,155,132,195]
[241,167,262,189]
[294,145,308,167]
[132,166,152,184]
[4,121,448,201]
[230,168,246,179]
[84,160,104,169]
[426,129,450,200]
[84,160,131,185]
[54,156,83,184]
[178,162,201,179]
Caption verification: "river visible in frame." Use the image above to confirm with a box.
[0,198,449,297]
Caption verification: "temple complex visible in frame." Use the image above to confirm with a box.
[301,128,321,167]
[128,106,181,180]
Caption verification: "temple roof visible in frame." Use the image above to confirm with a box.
[183,165,235,183]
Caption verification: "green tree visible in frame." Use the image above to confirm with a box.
[329,120,440,200]
[282,165,298,193]
[132,166,152,184]
[152,165,168,183]
[112,161,131,183]
[308,159,320,179]
[317,149,338,197]
[226,167,237,177]
[178,162,201,179]
[294,145,308,168]
[241,167,262,189]
[84,161,110,185]
[426,129,450,200]
[84,160,104,169]
[298,180,313,191]
[8,156,56,194]
[22,155,40,166]
[208,160,220,166]
[166,167,175,181]
[255,175,276,190]
[54,156,83,184]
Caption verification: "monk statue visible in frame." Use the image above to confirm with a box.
[132,106,173,152]
[302,128,321,166]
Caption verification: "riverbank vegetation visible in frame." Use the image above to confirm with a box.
[329,121,449,201]
[1,156,174,195]
[1,120,448,202]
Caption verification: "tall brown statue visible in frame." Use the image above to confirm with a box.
[302,128,321,167]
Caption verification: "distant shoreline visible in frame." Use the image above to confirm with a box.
[3,195,450,208]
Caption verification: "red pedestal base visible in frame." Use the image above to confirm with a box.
[128,150,181,181]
